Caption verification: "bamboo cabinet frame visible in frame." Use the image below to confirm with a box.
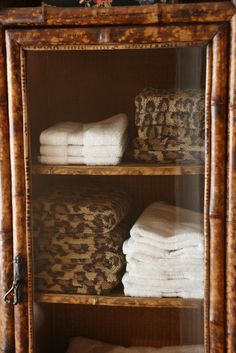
[0,3,235,353]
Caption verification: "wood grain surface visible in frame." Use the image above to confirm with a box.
[0,2,234,27]
[209,25,228,353]
[0,26,14,353]
[226,13,236,353]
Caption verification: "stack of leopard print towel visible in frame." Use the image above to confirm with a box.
[129,88,205,164]
[33,184,130,295]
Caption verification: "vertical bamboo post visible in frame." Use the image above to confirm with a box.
[6,31,29,353]
[209,25,228,353]
[0,26,14,353]
[204,42,212,353]
[226,13,236,353]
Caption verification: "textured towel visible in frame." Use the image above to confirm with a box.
[123,238,204,259]
[130,202,203,250]
[132,137,204,151]
[125,252,203,269]
[129,149,204,164]
[66,336,204,353]
[123,285,204,299]
[40,133,128,158]
[126,259,204,280]
[134,88,204,125]
[128,137,204,164]
[35,251,125,274]
[35,221,129,254]
[35,270,121,295]
[137,125,203,141]
[122,273,203,299]
[38,155,122,165]
[33,184,131,234]
[40,114,128,146]
[135,111,204,129]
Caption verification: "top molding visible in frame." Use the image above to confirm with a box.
[0,1,235,27]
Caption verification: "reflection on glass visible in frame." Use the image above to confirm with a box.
[27,47,206,353]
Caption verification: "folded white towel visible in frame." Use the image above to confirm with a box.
[40,114,128,146]
[130,203,203,251]
[40,133,128,158]
[123,238,204,259]
[126,258,204,280]
[123,286,204,299]
[38,155,121,166]
[122,273,204,299]
[66,336,204,353]
[125,252,204,270]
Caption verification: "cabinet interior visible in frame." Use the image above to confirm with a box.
[26,46,206,353]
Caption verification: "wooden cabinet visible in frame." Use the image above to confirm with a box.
[0,3,236,353]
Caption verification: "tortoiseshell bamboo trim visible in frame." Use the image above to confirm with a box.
[20,48,34,353]
[6,25,221,50]
[204,42,212,353]
[5,31,29,353]
[226,13,236,353]
[0,2,235,27]
[209,25,228,353]
[0,26,14,353]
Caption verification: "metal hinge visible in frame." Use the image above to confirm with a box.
[3,254,25,305]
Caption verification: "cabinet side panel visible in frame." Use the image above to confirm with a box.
[209,25,228,353]
[5,32,29,353]
[0,26,14,353]
[227,14,236,353]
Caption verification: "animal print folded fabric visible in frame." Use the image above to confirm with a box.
[131,149,204,164]
[135,88,204,129]
[132,137,204,152]
[135,88,204,117]
[34,221,129,254]
[135,111,204,129]
[35,270,121,295]
[33,184,131,234]
[35,254,125,276]
[137,125,204,141]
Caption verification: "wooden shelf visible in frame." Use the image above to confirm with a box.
[35,291,203,308]
[32,163,204,176]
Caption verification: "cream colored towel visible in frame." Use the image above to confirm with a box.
[122,273,204,299]
[40,114,128,146]
[126,258,204,280]
[66,336,204,353]
[38,155,121,165]
[123,238,204,259]
[130,202,203,251]
[126,253,204,280]
[40,133,128,158]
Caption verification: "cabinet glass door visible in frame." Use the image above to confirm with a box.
[5,22,228,353]
[27,46,206,353]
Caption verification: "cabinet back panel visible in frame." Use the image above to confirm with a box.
[50,305,204,353]
[32,174,204,220]
[26,47,205,160]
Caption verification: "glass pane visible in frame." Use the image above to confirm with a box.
[26,46,206,353]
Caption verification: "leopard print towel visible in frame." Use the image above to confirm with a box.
[135,88,204,116]
[33,184,131,234]
[131,148,204,164]
[134,88,204,128]
[34,221,129,254]
[35,270,121,295]
[137,125,204,141]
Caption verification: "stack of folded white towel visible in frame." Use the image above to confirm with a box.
[38,114,128,165]
[66,336,204,353]
[122,202,204,299]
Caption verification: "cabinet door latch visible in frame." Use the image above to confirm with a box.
[3,254,25,305]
